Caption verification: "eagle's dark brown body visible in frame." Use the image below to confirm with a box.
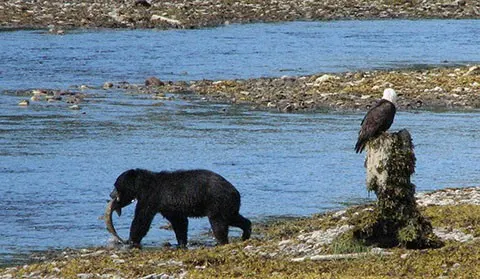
[355,99,396,153]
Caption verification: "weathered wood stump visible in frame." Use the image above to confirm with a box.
[353,129,442,249]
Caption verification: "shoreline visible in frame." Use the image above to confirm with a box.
[1,0,479,30]
[1,186,479,277]
[6,65,479,112]
[166,65,480,112]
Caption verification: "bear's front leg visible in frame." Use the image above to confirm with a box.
[129,204,156,248]
[165,215,189,248]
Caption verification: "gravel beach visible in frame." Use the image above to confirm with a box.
[1,0,479,30]
[157,65,480,112]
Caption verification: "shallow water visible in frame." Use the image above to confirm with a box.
[1,20,480,266]
[1,20,480,89]
[1,91,479,266]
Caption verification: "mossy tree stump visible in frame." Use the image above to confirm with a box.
[353,129,442,249]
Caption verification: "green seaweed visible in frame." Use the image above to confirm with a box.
[356,130,442,248]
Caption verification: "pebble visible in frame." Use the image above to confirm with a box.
[77,274,94,279]
[18,99,29,106]
[112,258,125,264]
[103,82,114,89]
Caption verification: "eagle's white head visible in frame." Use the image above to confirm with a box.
[382,88,397,104]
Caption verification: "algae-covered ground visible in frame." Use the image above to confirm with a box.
[2,187,480,278]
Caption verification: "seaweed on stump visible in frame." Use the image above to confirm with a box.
[353,129,443,249]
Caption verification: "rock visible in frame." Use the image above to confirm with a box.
[464,66,480,76]
[77,274,94,279]
[433,228,475,242]
[18,100,29,106]
[69,105,81,110]
[314,74,336,86]
[150,15,182,26]
[278,239,293,246]
[281,75,296,82]
[112,258,125,264]
[332,209,346,218]
[66,96,82,104]
[145,77,165,87]
[266,102,276,108]
[134,0,151,8]
[32,89,47,96]
[108,9,125,23]
[103,82,114,89]
[46,95,62,101]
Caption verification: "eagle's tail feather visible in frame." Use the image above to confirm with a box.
[355,138,366,153]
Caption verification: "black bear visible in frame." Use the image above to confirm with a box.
[105,169,251,248]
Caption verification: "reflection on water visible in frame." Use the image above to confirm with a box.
[1,91,479,266]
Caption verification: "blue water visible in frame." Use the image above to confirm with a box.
[1,20,480,266]
[1,20,480,90]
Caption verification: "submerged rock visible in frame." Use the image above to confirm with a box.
[103,82,114,89]
[145,77,165,87]
[18,99,29,106]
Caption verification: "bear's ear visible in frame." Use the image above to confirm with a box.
[124,169,138,191]
[132,169,150,195]
[115,169,138,191]
[124,169,137,180]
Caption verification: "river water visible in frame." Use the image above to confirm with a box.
[1,20,480,266]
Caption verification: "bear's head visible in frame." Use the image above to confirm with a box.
[110,169,138,216]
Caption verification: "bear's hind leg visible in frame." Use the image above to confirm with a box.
[208,217,229,245]
[167,216,189,248]
[230,214,251,240]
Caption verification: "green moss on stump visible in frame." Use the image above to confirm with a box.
[355,129,443,249]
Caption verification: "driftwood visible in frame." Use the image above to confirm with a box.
[291,248,394,262]
[354,129,442,249]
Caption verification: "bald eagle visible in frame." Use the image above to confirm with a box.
[355,88,397,153]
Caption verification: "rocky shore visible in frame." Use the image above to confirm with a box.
[1,186,480,278]
[159,65,480,112]
[7,65,480,112]
[1,0,479,30]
